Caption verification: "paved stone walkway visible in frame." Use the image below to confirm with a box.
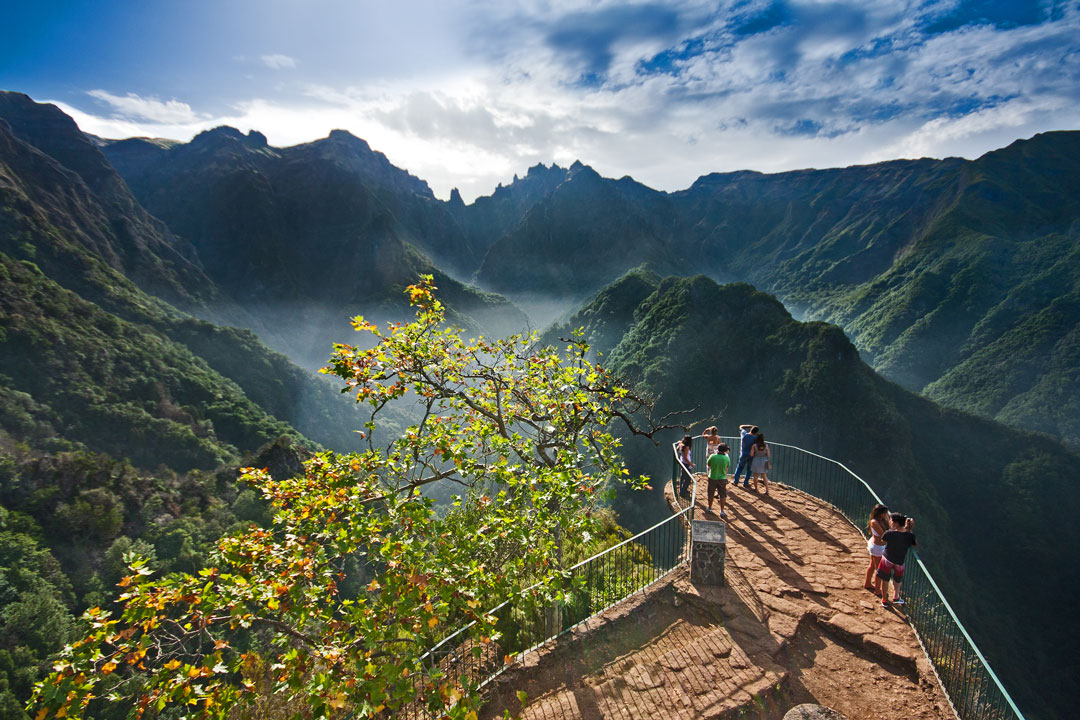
[479,479,955,720]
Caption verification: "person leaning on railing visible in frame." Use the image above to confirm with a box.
[878,513,916,608]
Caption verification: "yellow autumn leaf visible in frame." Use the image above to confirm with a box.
[163,659,181,671]
[101,661,117,674]
[427,616,438,628]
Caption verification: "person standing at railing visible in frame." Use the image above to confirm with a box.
[677,434,695,497]
[704,426,723,456]
[749,431,771,494]
[706,442,731,519]
[878,513,917,608]
[732,424,758,488]
[864,504,890,592]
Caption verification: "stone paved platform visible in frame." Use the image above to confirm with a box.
[479,480,955,720]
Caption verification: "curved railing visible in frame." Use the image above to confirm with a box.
[401,464,699,718]
[705,436,1024,720]
[403,437,1024,720]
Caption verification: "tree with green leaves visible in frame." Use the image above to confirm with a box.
[31,276,674,720]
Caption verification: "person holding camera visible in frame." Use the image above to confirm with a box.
[877,513,917,608]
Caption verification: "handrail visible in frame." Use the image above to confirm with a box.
[420,499,696,662]
[402,460,696,717]
[405,436,1024,720]
[709,435,1024,720]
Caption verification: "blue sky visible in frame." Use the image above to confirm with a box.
[4,0,1078,201]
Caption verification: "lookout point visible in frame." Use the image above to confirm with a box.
[428,437,1023,720]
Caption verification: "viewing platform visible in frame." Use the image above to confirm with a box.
[413,438,1021,720]
[477,480,953,719]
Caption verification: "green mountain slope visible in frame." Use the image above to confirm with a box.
[552,272,1078,720]
[0,114,373,463]
[453,133,1080,448]
[0,92,221,313]
[0,241,302,469]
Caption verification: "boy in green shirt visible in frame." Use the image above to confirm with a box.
[706,443,731,519]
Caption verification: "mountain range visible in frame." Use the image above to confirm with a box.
[100,116,1080,448]
[548,271,1078,719]
[0,89,1077,719]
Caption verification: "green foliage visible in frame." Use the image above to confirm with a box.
[0,528,75,720]
[31,278,659,719]
[0,253,309,471]
[0,438,305,718]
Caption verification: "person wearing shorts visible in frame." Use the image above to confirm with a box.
[676,435,694,496]
[878,513,916,607]
[706,443,731,518]
[864,504,889,592]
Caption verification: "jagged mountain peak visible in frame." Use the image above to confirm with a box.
[189,125,269,152]
[564,160,603,186]
[527,161,563,176]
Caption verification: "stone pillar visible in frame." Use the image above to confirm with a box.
[690,520,727,585]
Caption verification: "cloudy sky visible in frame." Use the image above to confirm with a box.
[4,0,1078,201]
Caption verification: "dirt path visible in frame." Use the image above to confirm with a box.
[479,481,955,720]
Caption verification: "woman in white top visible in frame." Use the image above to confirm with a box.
[749,432,770,494]
[864,503,890,592]
[676,435,694,496]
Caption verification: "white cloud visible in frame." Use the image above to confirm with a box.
[86,90,204,124]
[260,53,297,70]
[50,2,1080,202]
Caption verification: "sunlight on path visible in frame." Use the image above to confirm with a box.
[480,481,954,720]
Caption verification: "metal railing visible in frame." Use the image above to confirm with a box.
[402,436,1023,720]
[714,435,1024,720]
[401,469,698,717]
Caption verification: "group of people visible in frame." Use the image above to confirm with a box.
[675,423,772,520]
[865,503,918,608]
[678,428,920,608]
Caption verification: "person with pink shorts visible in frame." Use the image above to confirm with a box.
[878,513,916,608]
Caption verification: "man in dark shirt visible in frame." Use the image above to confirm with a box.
[877,513,916,608]
[732,424,758,488]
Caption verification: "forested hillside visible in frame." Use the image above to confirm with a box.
[1,89,1077,719]
[549,271,1078,720]
[0,93,385,718]
[456,135,1080,449]
[673,133,1080,449]
[94,102,1080,448]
